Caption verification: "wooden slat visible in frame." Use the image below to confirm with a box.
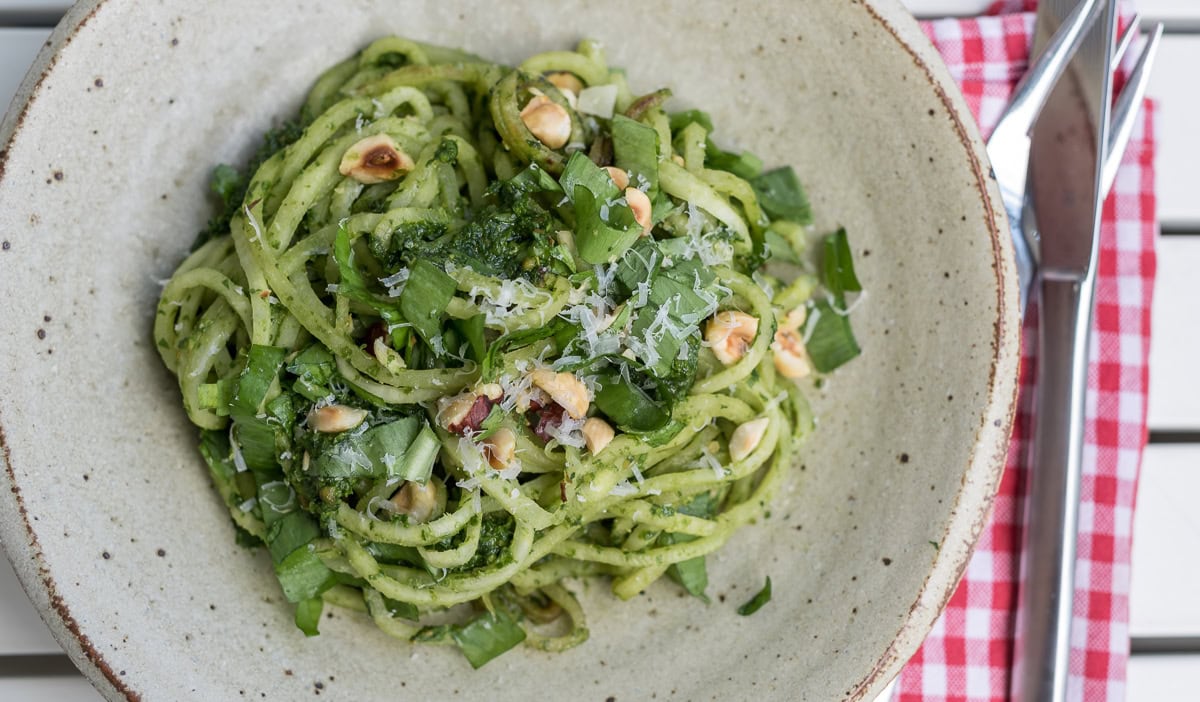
[1130,445,1200,637]
[1148,237,1200,430]
[903,0,992,17]
[1148,36,1200,229]
[904,0,1200,27]
[1138,0,1200,29]
[1127,654,1200,700]
[0,676,99,701]
[0,560,60,656]
[0,28,49,115]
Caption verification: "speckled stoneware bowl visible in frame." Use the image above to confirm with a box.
[0,1,1019,699]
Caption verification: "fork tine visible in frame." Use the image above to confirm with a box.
[1101,23,1163,196]
[993,0,1106,139]
[1112,13,1141,67]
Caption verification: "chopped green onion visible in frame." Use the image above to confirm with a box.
[736,576,772,616]
[197,380,234,413]
[394,424,440,484]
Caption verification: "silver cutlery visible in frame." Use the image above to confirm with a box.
[1001,3,1162,701]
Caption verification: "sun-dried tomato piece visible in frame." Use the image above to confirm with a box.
[528,401,567,443]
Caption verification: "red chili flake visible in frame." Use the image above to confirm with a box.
[447,395,494,435]
[529,402,566,443]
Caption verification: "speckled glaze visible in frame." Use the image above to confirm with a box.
[0,1,1018,700]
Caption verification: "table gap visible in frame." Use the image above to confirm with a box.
[1132,637,1200,654]
[0,12,61,26]
[1147,431,1200,444]
[0,655,78,677]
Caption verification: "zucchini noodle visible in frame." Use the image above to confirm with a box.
[155,36,862,668]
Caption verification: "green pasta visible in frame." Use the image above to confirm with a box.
[155,37,861,668]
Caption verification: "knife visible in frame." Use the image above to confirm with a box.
[1011,1,1117,701]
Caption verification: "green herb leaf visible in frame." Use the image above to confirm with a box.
[399,259,457,351]
[593,371,671,432]
[821,228,861,304]
[294,597,324,637]
[266,512,321,565]
[705,141,763,180]
[560,151,620,205]
[663,533,709,603]
[451,608,527,669]
[333,225,406,336]
[613,238,663,296]
[198,429,235,484]
[450,315,487,364]
[571,184,642,265]
[611,114,660,199]
[668,109,714,133]
[505,163,563,196]
[257,478,296,527]
[804,299,861,373]
[382,595,420,622]
[736,576,772,616]
[627,257,719,377]
[481,324,561,381]
[363,417,421,476]
[274,546,336,603]
[229,345,287,472]
[475,405,507,441]
[750,167,811,224]
[287,344,336,401]
[764,230,802,266]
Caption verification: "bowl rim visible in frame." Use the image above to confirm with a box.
[0,1,1020,699]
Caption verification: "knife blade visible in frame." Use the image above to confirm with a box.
[1011,1,1117,701]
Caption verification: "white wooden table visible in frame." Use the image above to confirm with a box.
[0,2,1196,700]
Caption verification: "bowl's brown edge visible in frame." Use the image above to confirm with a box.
[0,3,137,700]
[844,2,1021,700]
[0,2,1019,701]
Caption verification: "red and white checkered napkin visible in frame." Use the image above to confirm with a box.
[891,2,1158,700]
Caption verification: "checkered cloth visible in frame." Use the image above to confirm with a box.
[890,2,1158,700]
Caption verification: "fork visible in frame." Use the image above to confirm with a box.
[985,1,1162,315]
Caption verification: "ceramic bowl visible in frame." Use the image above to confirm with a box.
[0,1,1019,699]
